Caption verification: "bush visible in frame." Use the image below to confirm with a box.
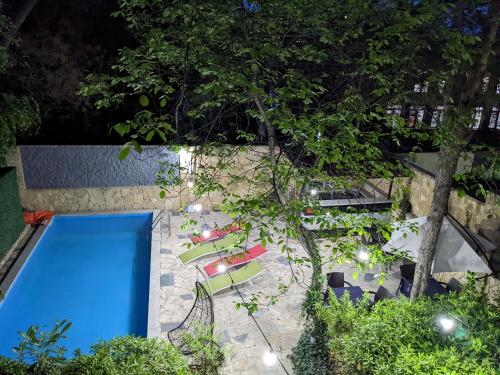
[63,337,190,375]
[314,279,499,374]
[0,324,224,375]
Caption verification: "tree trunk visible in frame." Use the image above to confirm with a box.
[254,96,323,294]
[410,148,459,298]
[410,3,499,299]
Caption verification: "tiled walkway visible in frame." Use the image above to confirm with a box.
[158,211,401,374]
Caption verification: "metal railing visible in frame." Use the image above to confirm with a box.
[152,210,171,237]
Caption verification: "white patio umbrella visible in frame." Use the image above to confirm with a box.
[382,216,491,273]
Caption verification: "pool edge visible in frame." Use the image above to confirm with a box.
[147,209,161,339]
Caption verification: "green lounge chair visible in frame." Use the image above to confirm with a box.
[179,234,240,264]
[199,260,264,295]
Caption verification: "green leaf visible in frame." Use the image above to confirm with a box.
[160,98,167,107]
[131,140,142,153]
[118,147,130,160]
[114,123,130,137]
[139,95,149,107]
[159,190,166,199]
[145,130,155,142]
[457,189,465,198]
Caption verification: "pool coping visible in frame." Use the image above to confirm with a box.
[0,224,49,295]
[148,209,161,338]
[0,209,162,341]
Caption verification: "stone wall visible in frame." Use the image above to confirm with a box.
[408,169,499,231]
[6,146,270,213]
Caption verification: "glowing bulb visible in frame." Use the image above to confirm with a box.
[187,181,194,188]
[263,349,277,366]
[202,230,211,239]
[193,204,202,212]
[310,189,318,196]
[358,250,369,261]
[438,316,455,332]
[216,264,226,273]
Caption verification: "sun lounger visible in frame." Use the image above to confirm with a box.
[203,244,267,277]
[179,234,240,264]
[191,225,241,244]
[199,260,264,295]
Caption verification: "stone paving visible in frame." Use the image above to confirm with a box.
[158,211,402,375]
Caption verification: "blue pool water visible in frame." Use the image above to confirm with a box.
[0,213,152,358]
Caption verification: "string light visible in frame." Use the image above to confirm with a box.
[202,230,211,238]
[193,204,202,212]
[216,264,226,273]
[358,250,369,261]
[263,349,277,366]
[438,315,456,332]
[187,181,194,188]
[310,189,318,196]
[197,214,290,375]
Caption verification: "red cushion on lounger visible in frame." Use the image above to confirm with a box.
[203,244,267,277]
[191,225,241,244]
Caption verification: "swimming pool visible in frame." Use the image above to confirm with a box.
[0,212,152,357]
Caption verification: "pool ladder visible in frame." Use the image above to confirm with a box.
[152,210,171,237]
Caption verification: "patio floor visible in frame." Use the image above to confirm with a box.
[158,211,401,374]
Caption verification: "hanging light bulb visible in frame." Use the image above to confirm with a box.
[358,250,369,261]
[263,349,277,366]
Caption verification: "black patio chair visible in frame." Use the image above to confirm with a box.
[397,263,416,295]
[436,277,463,293]
[327,272,353,289]
[446,278,462,293]
[324,272,353,303]
[368,285,395,304]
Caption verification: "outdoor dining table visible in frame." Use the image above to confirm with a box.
[332,286,364,303]
[400,277,447,298]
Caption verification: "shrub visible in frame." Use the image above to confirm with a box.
[63,337,190,375]
[0,323,224,375]
[315,279,499,374]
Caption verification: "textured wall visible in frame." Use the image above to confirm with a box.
[6,146,270,213]
[0,168,25,259]
[20,145,178,189]
[409,169,499,231]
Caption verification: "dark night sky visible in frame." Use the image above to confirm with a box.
[4,0,133,145]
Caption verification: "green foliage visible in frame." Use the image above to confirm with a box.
[0,93,40,165]
[314,281,499,375]
[180,325,225,375]
[291,318,333,375]
[0,10,40,166]
[14,320,71,374]
[0,322,224,375]
[63,337,190,375]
